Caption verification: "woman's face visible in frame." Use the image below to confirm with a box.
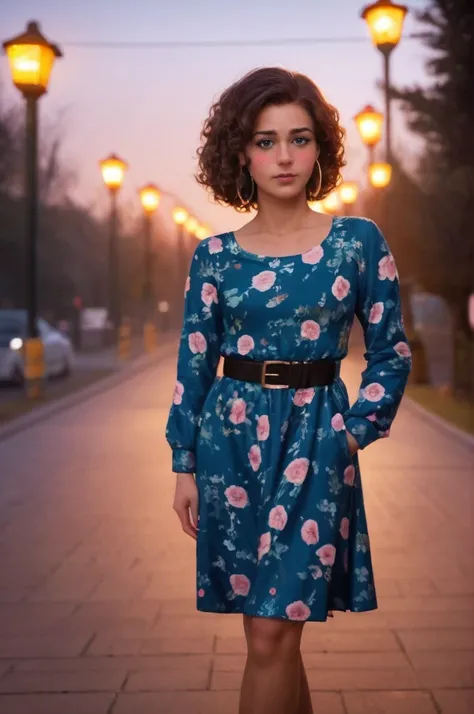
[244,102,319,203]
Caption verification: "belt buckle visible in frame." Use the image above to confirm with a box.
[261,360,291,389]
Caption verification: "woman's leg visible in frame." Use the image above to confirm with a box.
[240,614,313,714]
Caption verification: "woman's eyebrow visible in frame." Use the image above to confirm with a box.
[252,127,314,137]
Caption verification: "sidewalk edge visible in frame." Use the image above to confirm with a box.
[0,337,178,444]
[404,394,474,451]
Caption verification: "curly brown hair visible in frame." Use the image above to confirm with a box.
[195,67,346,212]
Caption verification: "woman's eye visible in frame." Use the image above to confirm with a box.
[257,139,273,149]
[294,137,310,146]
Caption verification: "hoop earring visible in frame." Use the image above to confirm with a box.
[312,159,322,199]
[236,167,255,208]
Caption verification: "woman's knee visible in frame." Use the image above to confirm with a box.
[245,616,304,665]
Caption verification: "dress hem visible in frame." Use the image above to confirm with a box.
[195,601,378,622]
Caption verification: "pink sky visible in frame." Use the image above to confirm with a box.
[1,0,430,235]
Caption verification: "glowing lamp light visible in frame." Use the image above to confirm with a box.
[9,337,23,351]
[139,183,160,213]
[3,21,62,97]
[172,206,188,225]
[185,216,199,234]
[340,182,359,205]
[361,0,408,51]
[354,105,383,147]
[196,224,212,240]
[308,200,326,214]
[369,162,392,188]
[322,191,342,214]
[100,153,128,191]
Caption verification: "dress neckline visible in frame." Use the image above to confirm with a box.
[228,216,338,261]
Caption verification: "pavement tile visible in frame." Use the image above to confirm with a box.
[112,691,240,714]
[435,579,474,596]
[302,630,401,652]
[343,690,438,714]
[408,650,474,669]
[432,689,474,714]
[0,693,114,714]
[0,669,126,693]
[383,611,471,629]
[124,666,210,691]
[396,628,474,652]
[138,636,215,655]
[415,668,474,688]
[0,636,91,658]
[378,597,474,613]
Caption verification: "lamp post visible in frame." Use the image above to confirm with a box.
[138,183,160,350]
[99,153,127,338]
[369,162,393,189]
[361,0,408,165]
[2,21,62,399]
[340,182,359,216]
[172,206,189,324]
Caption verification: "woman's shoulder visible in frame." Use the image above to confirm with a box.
[193,231,233,258]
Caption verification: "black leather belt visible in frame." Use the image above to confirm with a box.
[223,355,340,389]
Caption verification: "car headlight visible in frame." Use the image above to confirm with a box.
[9,337,23,351]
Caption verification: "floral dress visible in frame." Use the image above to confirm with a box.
[165,216,412,622]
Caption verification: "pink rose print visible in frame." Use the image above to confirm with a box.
[363,382,386,402]
[184,276,190,296]
[173,380,184,405]
[378,254,397,281]
[331,275,351,301]
[293,388,315,406]
[230,573,251,596]
[286,600,311,621]
[237,334,255,355]
[198,588,205,597]
[252,270,276,292]
[268,505,288,531]
[257,415,270,441]
[367,413,377,422]
[344,464,355,486]
[229,397,247,424]
[331,413,345,431]
[187,452,196,469]
[394,341,411,358]
[316,544,337,566]
[311,566,323,579]
[301,519,319,545]
[188,331,207,354]
[249,444,262,472]
[284,457,310,485]
[369,301,384,324]
[201,282,218,306]
[258,532,271,561]
[300,320,321,341]
[224,485,249,509]
[208,236,223,254]
[301,245,324,265]
[269,587,277,596]
[339,517,350,540]
[380,428,391,438]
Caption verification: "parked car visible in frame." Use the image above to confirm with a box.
[0,310,74,384]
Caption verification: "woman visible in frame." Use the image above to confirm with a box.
[166,67,412,714]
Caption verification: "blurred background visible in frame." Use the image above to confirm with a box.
[0,0,473,430]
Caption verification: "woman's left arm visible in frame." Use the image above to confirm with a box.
[344,219,413,451]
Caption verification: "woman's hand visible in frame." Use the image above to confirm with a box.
[173,473,199,540]
[346,431,360,457]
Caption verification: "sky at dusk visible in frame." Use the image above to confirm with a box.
[1,0,431,234]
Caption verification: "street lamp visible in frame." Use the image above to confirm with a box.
[354,104,383,163]
[185,215,199,237]
[3,21,62,398]
[369,162,392,188]
[361,0,408,163]
[172,206,189,320]
[322,191,341,214]
[196,224,212,240]
[308,200,326,214]
[99,153,127,336]
[139,183,160,350]
[339,181,359,215]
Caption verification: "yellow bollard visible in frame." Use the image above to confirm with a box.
[118,322,131,361]
[144,322,157,353]
[24,337,45,399]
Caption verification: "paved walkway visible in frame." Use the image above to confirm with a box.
[0,336,473,714]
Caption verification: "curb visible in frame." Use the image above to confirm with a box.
[0,335,179,445]
[404,394,474,452]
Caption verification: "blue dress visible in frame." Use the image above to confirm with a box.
[166,216,412,622]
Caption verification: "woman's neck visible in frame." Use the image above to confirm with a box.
[250,192,325,237]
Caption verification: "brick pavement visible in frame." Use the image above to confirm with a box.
[0,338,473,714]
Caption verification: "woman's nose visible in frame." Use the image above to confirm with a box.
[277,143,292,164]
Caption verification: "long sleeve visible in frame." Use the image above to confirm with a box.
[165,239,223,473]
[343,219,412,450]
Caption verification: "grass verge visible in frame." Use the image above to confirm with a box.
[0,369,114,425]
[406,384,474,436]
